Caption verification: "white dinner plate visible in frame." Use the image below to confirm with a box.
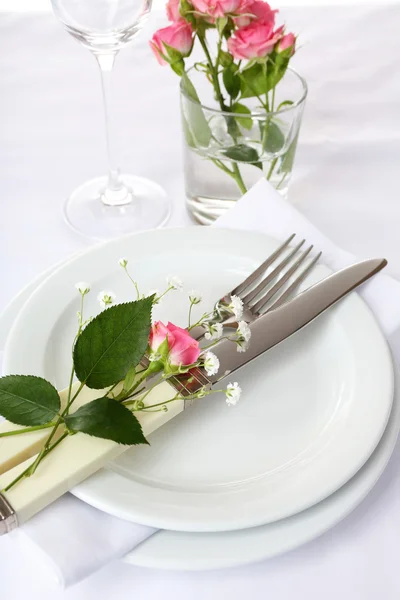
[3,228,394,532]
[125,358,400,569]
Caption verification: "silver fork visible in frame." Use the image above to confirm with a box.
[190,234,322,339]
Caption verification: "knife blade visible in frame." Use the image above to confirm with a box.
[0,257,386,533]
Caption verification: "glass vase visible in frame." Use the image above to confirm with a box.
[180,67,307,225]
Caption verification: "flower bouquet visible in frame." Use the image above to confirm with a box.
[150,0,307,224]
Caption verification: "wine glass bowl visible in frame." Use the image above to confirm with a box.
[52,0,152,53]
[51,0,170,240]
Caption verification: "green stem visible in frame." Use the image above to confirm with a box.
[124,376,163,407]
[0,422,56,438]
[123,267,140,299]
[2,431,69,492]
[231,163,247,194]
[197,33,226,110]
[2,463,32,492]
[188,302,194,328]
[266,157,278,180]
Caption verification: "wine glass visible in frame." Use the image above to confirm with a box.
[51,0,171,240]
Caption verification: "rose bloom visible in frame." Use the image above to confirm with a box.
[191,0,243,18]
[228,22,283,59]
[234,0,276,28]
[150,321,201,366]
[166,0,183,22]
[150,21,193,65]
[277,32,296,54]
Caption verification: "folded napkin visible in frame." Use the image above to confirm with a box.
[7,178,400,587]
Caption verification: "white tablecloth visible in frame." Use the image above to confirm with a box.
[1,4,400,599]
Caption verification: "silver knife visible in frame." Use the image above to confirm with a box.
[0,257,386,533]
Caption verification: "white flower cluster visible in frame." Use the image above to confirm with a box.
[204,322,223,341]
[236,320,251,353]
[225,382,241,406]
[118,257,128,268]
[167,275,183,291]
[75,282,90,295]
[229,295,243,319]
[189,290,202,304]
[203,351,220,376]
[97,290,116,309]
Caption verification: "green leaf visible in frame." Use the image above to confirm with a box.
[276,100,294,111]
[181,71,212,147]
[223,144,260,164]
[73,298,153,389]
[123,364,137,393]
[223,66,241,100]
[0,375,60,426]
[262,120,285,153]
[280,131,300,174]
[239,63,267,99]
[181,114,195,148]
[232,102,253,130]
[65,397,148,446]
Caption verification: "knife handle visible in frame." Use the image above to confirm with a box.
[0,381,182,534]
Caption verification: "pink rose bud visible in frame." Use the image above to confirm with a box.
[166,0,183,22]
[150,21,194,66]
[149,321,201,367]
[234,0,276,28]
[191,0,243,19]
[228,22,283,60]
[277,32,296,54]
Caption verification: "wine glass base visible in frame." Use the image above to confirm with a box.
[63,175,171,240]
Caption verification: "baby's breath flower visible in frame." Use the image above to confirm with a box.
[167,275,183,291]
[204,322,223,341]
[236,321,251,353]
[237,321,251,342]
[118,257,128,268]
[189,290,202,304]
[75,281,90,295]
[229,295,243,319]
[225,382,241,406]
[203,351,220,376]
[97,290,116,309]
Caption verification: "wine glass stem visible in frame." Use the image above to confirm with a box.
[95,53,131,206]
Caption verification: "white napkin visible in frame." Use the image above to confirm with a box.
[8,178,400,588]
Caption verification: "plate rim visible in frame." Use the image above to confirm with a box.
[2,226,394,531]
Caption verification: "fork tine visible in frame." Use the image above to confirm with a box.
[251,245,315,315]
[242,238,306,304]
[267,252,322,312]
[231,233,296,297]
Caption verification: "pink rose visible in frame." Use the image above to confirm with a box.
[149,321,201,367]
[234,0,276,28]
[277,32,296,54]
[191,0,243,19]
[150,22,194,66]
[228,22,283,60]
[166,0,183,22]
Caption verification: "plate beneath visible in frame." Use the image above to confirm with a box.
[3,228,394,531]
